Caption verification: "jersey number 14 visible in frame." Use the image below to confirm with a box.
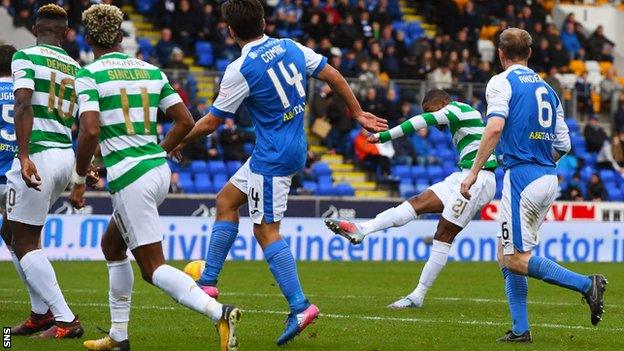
[267,61,305,109]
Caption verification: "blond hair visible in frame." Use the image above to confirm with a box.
[37,4,68,21]
[82,4,124,48]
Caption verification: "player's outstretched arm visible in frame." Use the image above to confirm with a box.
[460,117,505,199]
[316,64,387,132]
[160,102,195,153]
[370,109,449,143]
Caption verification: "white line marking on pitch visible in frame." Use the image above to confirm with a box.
[0,288,618,309]
[0,299,621,333]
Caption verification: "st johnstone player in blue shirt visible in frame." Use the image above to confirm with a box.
[461,28,607,342]
[0,45,17,217]
[174,0,387,346]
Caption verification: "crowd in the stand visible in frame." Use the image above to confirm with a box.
[5,0,624,200]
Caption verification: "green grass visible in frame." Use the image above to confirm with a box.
[0,261,622,350]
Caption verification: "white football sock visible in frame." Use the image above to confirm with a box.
[152,264,222,322]
[409,240,451,302]
[108,258,133,342]
[8,246,49,315]
[358,201,418,235]
[20,249,75,322]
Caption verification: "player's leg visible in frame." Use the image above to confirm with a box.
[389,170,496,309]
[325,189,443,243]
[249,171,318,345]
[197,181,247,295]
[114,164,240,350]
[7,150,82,338]
[84,220,132,351]
[197,160,250,296]
[2,210,52,335]
[502,172,605,326]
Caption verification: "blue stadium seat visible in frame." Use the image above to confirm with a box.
[411,165,427,179]
[427,165,444,181]
[317,175,333,185]
[302,181,317,194]
[600,170,615,184]
[316,183,335,196]
[226,161,242,176]
[393,165,412,179]
[399,183,415,198]
[208,160,227,175]
[136,0,157,14]
[216,59,232,72]
[194,174,212,193]
[312,162,332,178]
[415,182,429,194]
[179,172,194,193]
[335,183,355,196]
[566,118,580,134]
[190,160,208,174]
[137,38,154,60]
[212,174,228,191]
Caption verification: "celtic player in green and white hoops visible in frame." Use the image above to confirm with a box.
[69,5,240,351]
[6,4,84,339]
[325,89,497,308]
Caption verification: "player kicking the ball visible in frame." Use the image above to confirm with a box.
[5,5,84,339]
[326,89,497,309]
[173,0,386,345]
[69,5,240,351]
[461,28,606,342]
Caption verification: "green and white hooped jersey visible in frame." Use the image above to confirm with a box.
[11,45,80,154]
[75,52,182,193]
[376,101,498,170]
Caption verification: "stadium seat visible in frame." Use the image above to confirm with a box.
[335,183,355,197]
[427,165,444,181]
[190,160,208,174]
[195,41,214,67]
[599,170,615,184]
[179,172,194,193]
[194,174,212,193]
[226,161,243,176]
[399,183,415,198]
[393,165,412,179]
[137,38,154,60]
[208,160,227,175]
[302,181,317,194]
[312,162,332,178]
[411,165,427,179]
[317,175,333,186]
[216,59,232,72]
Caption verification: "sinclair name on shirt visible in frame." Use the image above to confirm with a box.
[517,74,541,84]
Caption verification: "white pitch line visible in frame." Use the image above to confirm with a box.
[0,288,618,309]
[1,299,621,333]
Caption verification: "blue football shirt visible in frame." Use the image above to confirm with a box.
[0,77,16,179]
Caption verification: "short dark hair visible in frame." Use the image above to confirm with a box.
[221,0,265,41]
[0,45,16,77]
[36,3,68,22]
[498,28,532,61]
[422,89,451,107]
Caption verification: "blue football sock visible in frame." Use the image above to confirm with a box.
[528,256,592,294]
[502,267,530,335]
[264,239,309,313]
[198,221,238,286]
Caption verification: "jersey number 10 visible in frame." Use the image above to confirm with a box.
[535,86,552,128]
[267,61,305,109]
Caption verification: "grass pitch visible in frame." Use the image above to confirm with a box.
[0,260,622,350]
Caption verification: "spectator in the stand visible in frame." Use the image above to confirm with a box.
[171,80,190,106]
[12,6,33,28]
[189,99,209,120]
[361,87,384,117]
[172,0,198,53]
[596,131,624,175]
[155,28,177,67]
[428,63,453,89]
[62,28,80,61]
[398,100,415,124]
[157,0,176,29]
[414,49,435,80]
[359,10,374,39]
[382,45,400,78]
[587,25,614,61]
[333,14,359,48]
[310,84,330,120]
[219,36,241,61]
[354,128,391,177]
[412,128,439,165]
[198,3,217,41]
[560,22,581,59]
[165,47,189,70]
[584,115,608,153]
[392,136,416,166]
[306,13,328,41]
[544,66,564,99]
[562,172,584,201]
[600,68,621,105]
[325,88,352,158]
[276,0,296,30]
[575,71,593,116]
[614,98,624,133]
[587,173,607,201]
[530,38,550,72]
[380,88,400,126]
[473,61,494,83]
[550,41,570,72]
[219,118,255,161]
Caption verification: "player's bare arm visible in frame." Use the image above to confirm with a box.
[159,102,195,153]
[70,110,100,209]
[316,64,387,132]
[170,112,222,160]
[460,117,504,199]
[13,88,41,190]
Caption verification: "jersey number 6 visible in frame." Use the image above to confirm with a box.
[535,86,552,128]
